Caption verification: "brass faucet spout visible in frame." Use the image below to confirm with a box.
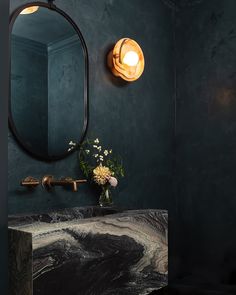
[73,181,77,192]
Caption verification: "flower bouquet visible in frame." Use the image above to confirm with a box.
[69,138,124,206]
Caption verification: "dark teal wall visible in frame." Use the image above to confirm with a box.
[8,0,175,215]
[11,35,48,155]
[48,36,84,156]
[11,33,84,157]
[175,0,236,287]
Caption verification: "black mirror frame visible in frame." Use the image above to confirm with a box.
[9,1,89,162]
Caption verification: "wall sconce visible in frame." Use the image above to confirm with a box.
[20,6,39,15]
[107,38,145,82]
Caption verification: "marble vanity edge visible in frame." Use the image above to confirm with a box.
[8,206,122,227]
[8,209,168,236]
[8,228,33,295]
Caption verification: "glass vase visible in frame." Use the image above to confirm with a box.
[99,186,113,207]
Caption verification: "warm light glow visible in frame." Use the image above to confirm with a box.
[107,38,145,82]
[20,6,39,15]
[122,51,139,66]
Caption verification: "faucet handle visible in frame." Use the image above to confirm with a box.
[42,175,54,190]
[21,176,40,188]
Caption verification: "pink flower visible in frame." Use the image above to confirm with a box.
[108,176,118,187]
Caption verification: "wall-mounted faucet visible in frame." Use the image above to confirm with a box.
[42,175,87,192]
[21,176,87,192]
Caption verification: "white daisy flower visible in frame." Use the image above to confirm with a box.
[104,150,109,156]
[69,141,76,146]
[94,138,99,144]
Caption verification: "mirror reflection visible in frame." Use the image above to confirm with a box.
[10,6,85,159]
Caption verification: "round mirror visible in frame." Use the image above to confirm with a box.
[9,3,89,161]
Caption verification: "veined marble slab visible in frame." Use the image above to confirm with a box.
[9,207,168,295]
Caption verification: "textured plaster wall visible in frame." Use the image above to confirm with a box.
[175,0,236,286]
[8,0,175,216]
[48,37,84,156]
[11,36,48,155]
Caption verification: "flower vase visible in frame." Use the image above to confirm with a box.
[99,186,113,207]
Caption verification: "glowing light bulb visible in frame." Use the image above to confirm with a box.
[107,38,144,81]
[122,51,139,66]
[20,6,39,15]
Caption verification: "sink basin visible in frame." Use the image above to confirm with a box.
[9,207,168,295]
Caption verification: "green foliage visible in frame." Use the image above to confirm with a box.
[77,138,125,182]
[106,157,125,178]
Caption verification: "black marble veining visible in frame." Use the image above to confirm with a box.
[9,208,168,295]
[8,206,121,227]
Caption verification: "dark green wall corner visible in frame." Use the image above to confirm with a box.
[175,0,236,287]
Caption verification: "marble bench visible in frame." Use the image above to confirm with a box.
[8,207,168,295]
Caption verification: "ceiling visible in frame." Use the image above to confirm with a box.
[12,6,77,45]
